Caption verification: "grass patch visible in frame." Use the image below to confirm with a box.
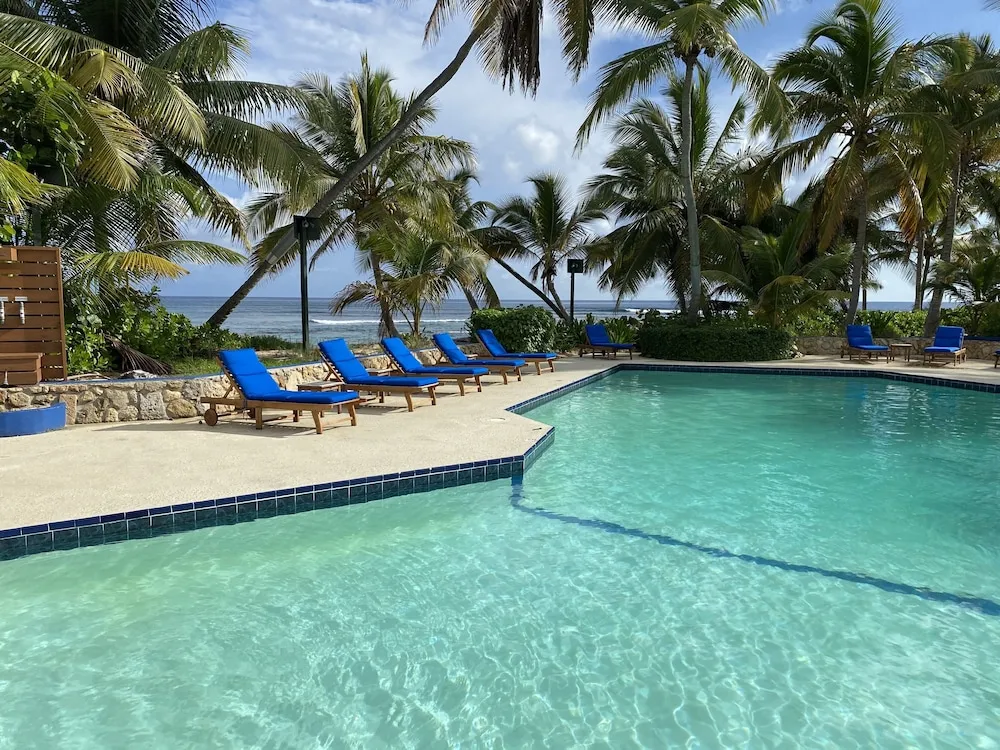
[167,352,317,376]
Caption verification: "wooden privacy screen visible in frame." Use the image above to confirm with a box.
[0,246,68,384]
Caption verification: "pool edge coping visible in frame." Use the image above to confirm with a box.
[2,361,996,561]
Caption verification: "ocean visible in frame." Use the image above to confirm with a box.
[161,296,916,345]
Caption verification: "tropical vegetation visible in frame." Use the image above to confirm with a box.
[4,0,1000,372]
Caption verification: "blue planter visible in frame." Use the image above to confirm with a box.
[0,403,67,438]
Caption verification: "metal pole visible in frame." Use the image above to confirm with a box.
[570,272,576,322]
[298,221,310,352]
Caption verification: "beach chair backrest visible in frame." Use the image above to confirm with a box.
[318,339,368,381]
[933,326,965,348]
[477,329,506,357]
[433,333,470,364]
[381,337,423,371]
[218,349,279,399]
[846,325,874,347]
[586,324,612,345]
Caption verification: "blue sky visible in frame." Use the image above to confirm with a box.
[164,0,999,303]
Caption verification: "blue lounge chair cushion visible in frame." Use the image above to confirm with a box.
[845,324,889,351]
[433,333,525,367]
[924,346,962,353]
[382,337,488,376]
[586,324,636,349]
[476,329,557,360]
[317,339,437,388]
[219,349,358,404]
[930,325,965,349]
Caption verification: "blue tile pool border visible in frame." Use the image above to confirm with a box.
[2,361,996,561]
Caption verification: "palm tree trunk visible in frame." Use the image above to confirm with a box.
[491,256,565,317]
[371,255,400,338]
[462,287,480,311]
[925,161,961,336]
[205,25,487,328]
[545,273,570,322]
[912,229,925,311]
[679,58,701,323]
[846,189,868,323]
[205,263,269,328]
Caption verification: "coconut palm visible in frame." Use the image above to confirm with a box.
[577,0,782,321]
[206,0,613,325]
[919,34,1000,334]
[0,0,308,288]
[584,70,769,311]
[704,217,851,328]
[331,225,490,336]
[489,174,606,322]
[750,0,957,324]
[240,59,474,337]
[930,226,1000,333]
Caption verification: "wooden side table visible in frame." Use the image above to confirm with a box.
[889,343,914,362]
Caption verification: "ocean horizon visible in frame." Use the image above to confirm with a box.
[162,296,921,344]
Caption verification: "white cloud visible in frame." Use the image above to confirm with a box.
[514,120,561,164]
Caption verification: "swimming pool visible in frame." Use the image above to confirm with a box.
[1,370,998,748]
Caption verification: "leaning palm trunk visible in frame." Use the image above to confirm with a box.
[206,25,487,328]
[491,256,565,318]
[679,59,701,323]
[846,189,869,323]
[925,161,961,335]
[462,287,481,311]
[545,273,570,321]
[913,229,926,311]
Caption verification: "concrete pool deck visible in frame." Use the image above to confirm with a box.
[3,354,1000,531]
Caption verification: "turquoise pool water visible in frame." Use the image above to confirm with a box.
[1,371,999,748]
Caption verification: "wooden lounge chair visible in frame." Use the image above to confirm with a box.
[923,326,967,367]
[580,323,635,359]
[994,349,999,368]
[843,324,890,361]
[381,337,488,396]
[202,349,359,434]
[476,329,557,374]
[317,338,438,412]
[432,332,524,384]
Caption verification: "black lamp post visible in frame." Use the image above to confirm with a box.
[293,215,321,351]
[567,259,584,321]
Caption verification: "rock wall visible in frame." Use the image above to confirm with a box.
[0,348,475,425]
[795,336,999,359]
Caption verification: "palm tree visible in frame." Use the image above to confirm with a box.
[584,70,767,311]
[332,225,489,336]
[204,0,611,325]
[1,0,308,284]
[577,0,781,321]
[241,59,474,337]
[704,217,851,328]
[751,0,956,324]
[920,34,1000,334]
[489,174,606,322]
[930,226,1000,333]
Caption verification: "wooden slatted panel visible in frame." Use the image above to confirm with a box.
[0,246,67,382]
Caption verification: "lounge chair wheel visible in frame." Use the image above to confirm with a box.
[204,408,219,427]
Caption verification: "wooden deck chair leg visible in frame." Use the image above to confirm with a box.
[293,409,299,423]
[534,361,542,375]
[347,403,357,426]
[428,386,437,405]
[255,408,264,430]
[475,375,483,392]
[515,366,522,381]
[404,392,414,412]
[549,360,556,372]
[311,409,324,434]
[457,378,466,396]
[501,371,508,385]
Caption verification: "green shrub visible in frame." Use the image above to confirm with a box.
[554,319,585,351]
[856,309,926,338]
[638,318,794,361]
[468,306,557,352]
[942,303,1000,337]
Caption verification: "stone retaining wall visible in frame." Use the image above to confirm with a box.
[0,348,475,425]
[795,336,999,359]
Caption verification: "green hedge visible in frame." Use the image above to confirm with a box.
[468,306,557,352]
[638,320,794,361]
